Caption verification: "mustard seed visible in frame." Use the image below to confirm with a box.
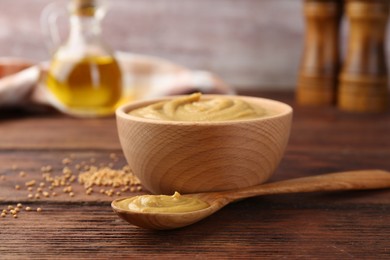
[19,171,26,177]
[13,214,18,218]
[15,185,21,190]
[25,180,36,187]
[62,167,72,175]
[63,158,73,164]
[1,213,6,217]
[69,175,76,183]
[36,208,42,212]
[41,165,53,173]
[17,203,22,208]
[28,194,33,199]
[25,207,31,211]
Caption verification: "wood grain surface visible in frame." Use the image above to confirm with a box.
[1,91,389,259]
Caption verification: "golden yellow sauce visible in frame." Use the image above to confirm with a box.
[117,192,209,213]
[46,55,122,116]
[129,93,267,121]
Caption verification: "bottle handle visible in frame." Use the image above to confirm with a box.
[40,2,69,55]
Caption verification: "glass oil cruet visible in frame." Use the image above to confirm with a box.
[41,0,122,117]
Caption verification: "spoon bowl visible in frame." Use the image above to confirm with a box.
[112,193,228,230]
[112,169,390,230]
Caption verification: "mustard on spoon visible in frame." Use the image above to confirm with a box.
[112,169,390,230]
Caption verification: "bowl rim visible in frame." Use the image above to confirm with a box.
[116,94,293,125]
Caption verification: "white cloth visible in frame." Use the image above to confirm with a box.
[0,52,234,114]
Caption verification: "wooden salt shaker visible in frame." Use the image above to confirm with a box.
[297,0,342,106]
[338,0,389,113]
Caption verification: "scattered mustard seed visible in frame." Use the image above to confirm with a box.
[62,167,72,175]
[6,153,143,220]
[41,165,53,173]
[62,158,72,165]
[25,180,36,187]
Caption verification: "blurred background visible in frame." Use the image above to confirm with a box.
[0,0,389,91]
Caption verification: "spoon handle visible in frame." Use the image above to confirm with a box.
[228,169,390,201]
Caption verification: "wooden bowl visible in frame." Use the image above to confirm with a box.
[116,95,293,195]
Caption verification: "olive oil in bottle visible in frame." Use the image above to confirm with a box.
[45,0,122,117]
[46,55,122,116]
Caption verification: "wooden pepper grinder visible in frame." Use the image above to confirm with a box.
[338,0,389,113]
[297,0,343,106]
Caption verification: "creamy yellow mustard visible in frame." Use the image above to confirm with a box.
[129,93,267,121]
[117,192,209,213]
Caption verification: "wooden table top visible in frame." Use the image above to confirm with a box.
[1,91,389,259]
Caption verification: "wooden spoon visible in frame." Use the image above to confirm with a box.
[111,169,390,230]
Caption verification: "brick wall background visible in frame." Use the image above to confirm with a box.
[0,0,389,90]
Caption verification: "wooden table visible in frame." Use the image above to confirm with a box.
[1,91,389,259]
